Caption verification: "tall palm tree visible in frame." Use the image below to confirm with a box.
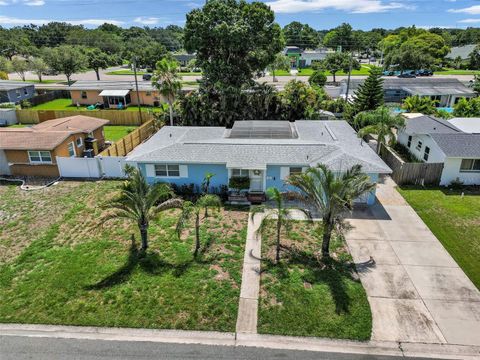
[177,194,222,257]
[355,106,405,154]
[251,188,310,264]
[286,164,375,258]
[152,58,182,126]
[401,95,438,115]
[106,165,183,252]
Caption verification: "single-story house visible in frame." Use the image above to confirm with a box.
[0,115,108,177]
[0,80,35,104]
[397,115,480,186]
[448,117,480,134]
[126,120,391,205]
[284,46,331,69]
[173,53,196,67]
[340,78,476,107]
[446,44,476,61]
[67,81,167,109]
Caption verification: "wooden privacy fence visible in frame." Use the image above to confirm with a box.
[380,144,444,185]
[16,109,154,126]
[99,120,156,157]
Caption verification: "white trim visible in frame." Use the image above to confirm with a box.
[27,150,52,164]
[76,137,83,148]
[68,142,76,157]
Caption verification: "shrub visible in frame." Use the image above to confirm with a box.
[20,100,32,109]
[0,71,8,80]
[308,71,327,87]
[449,178,464,189]
[0,102,16,109]
[392,142,422,163]
[228,176,250,191]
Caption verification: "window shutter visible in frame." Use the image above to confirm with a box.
[179,165,188,178]
[280,167,290,180]
[145,164,155,177]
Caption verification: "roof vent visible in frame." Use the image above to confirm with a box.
[324,124,337,141]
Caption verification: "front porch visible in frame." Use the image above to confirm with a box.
[227,167,267,204]
[99,89,132,109]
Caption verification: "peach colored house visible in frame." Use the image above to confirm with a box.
[68,81,166,109]
[0,115,108,177]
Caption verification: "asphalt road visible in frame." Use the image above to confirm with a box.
[0,335,445,360]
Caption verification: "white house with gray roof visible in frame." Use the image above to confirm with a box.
[126,120,391,205]
[397,115,480,185]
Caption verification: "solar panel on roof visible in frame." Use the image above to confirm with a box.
[229,121,296,139]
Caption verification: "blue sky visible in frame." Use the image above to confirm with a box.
[1,0,480,30]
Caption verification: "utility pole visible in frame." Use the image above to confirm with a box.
[345,51,354,103]
[132,56,143,123]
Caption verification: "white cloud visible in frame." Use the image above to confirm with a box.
[133,16,160,25]
[0,16,124,26]
[458,18,480,24]
[265,0,413,14]
[448,5,480,15]
[24,0,45,5]
[0,0,45,5]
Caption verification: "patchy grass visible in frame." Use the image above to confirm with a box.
[397,187,480,289]
[0,181,248,331]
[257,220,372,340]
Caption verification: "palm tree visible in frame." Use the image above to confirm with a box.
[106,165,183,252]
[152,58,182,126]
[401,95,438,115]
[355,106,405,154]
[177,194,222,257]
[286,164,375,258]
[202,172,215,194]
[251,188,310,263]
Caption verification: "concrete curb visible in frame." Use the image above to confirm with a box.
[1,324,479,359]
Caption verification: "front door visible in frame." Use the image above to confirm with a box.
[249,170,264,192]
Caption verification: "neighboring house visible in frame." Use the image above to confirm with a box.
[446,44,476,61]
[0,81,35,104]
[0,115,108,177]
[340,78,476,107]
[68,81,166,109]
[173,53,196,67]
[448,117,480,133]
[126,120,391,205]
[397,115,480,185]
[284,46,331,69]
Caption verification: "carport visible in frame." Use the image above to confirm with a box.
[99,89,131,109]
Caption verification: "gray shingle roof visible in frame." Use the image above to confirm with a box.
[403,115,461,135]
[430,133,480,157]
[0,80,34,91]
[446,45,476,60]
[127,120,391,174]
[68,80,155,91]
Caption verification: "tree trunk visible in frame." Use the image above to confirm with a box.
[275,219,281,263]
[66,75,71,86]
[194,213,200,257]
[38,73,42,83]
[95,69,100,81]
[322,218,333,258]
[272,69,277,83]
[377,140,382,155]
[139,223,148,251]
[168,101,174,126]
[332,72,336,83]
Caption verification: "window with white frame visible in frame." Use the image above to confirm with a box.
[407,135,412,148]
[423,146,430,161]
[16,90,21,98]
[289,167,303,176]
[68,142,76,157]
[231,169,249,177]
[155,164,180,177]
[460,159,480,172]
[416,140,422,151]
[28,151,52,164]
[76,137,83,147]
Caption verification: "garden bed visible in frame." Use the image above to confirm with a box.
[257,220,372,340]
[0,181,248,331]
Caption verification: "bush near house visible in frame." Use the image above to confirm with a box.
[0,181,248,331]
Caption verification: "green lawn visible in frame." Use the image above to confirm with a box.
[106,69,202,77]
[434,69,478,75]
[0,181,248,331]
[257,221,372,340]
[29,98,161,113]
[397,187,480,289]
[274,65,374,77]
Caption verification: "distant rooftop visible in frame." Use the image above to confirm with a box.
[0,80,34,91]
[446,45,476,60]
[448,117,480,134]
[68,80,155,91]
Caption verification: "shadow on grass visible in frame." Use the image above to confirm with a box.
[263,245,356,315]
[85,235,194,290]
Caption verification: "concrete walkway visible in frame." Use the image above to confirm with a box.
[235,212,263,334]
[345,176,480,346]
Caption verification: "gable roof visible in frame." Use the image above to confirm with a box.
[0,115,108,150]
[402,115,461,135]
[127,120,391,174]
[430,133,480,157]
[0,80,34,91]
[446,45,476,60]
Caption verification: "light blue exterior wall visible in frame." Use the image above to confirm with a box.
[0,85,35,103]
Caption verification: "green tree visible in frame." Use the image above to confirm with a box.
[470,74,480,95]
[323,23,354,51]
[468,45,480,70]
[286,164,375,258]
[0,57,11,73]
[453,97,480,117]
[401,95,438,115]
[44,45,87,85]
[355,106,405,154]
[177,194,222,257]
[184,0,284,89]
[28,57,48,83]
[384,43,435,73]
[353,68,384,112]
[202,172,215,194]
[308,70,327,88]
[267,53,290,82]
[152,58,182,126]
[322,52,359,82]
[0,71,8,80]
[11,57,29,81]
[281,80,318,120]
[251,188,309,263]
[105,166,183,252]
[283,21,320,49]
[86,48,112,81]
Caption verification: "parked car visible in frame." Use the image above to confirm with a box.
[398,73,416,78]
[416,69,433,76]
[142,73,152,81]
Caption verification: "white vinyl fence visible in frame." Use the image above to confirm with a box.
[57,156,127,179]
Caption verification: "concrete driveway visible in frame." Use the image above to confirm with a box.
[345,176,480,346]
